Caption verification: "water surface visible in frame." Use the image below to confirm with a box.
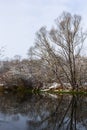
[0,92,87,130]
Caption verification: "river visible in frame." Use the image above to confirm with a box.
[0,92,87,130]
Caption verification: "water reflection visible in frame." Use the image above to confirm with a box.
[0,92,87,130]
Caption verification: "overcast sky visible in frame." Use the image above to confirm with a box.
[0,0,87,59]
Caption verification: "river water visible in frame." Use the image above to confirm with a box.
[0,92,87,130]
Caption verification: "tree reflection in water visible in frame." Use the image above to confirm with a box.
[0,92,87,130]
[26,94,87,130]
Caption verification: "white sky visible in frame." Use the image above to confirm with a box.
[0,0,87,59]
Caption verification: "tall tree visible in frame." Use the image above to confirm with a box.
[49,12,87,88]
[28,12,87,89]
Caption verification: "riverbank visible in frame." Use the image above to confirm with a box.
[0,86,87,96]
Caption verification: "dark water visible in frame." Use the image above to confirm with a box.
[0,92,87,130]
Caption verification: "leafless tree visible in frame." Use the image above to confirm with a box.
[49,12,87,88]
[29,12,87,89]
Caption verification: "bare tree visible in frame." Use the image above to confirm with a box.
[28,12,87,89]
[49,12,87,88]
[31,27,64,84]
